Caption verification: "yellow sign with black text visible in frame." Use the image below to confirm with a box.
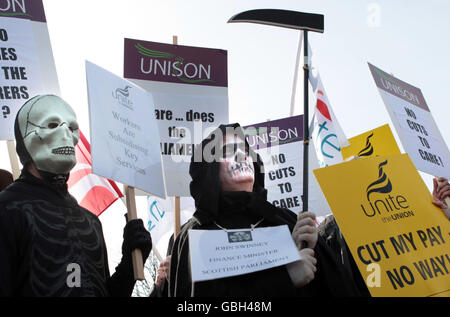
[314,154,450,297]
[341,124,401,160]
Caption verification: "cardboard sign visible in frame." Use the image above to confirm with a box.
[0,0,59,140]
[188,225,300,282]
[0,15,42,139]
[314,154,450,297]
[86,61,166,198]
[368,63,450,179]
[341,124,401,160]
[243,116,330,216]
[124,38,229,196]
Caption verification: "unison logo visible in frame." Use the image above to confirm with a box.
[0,0,31,17]
[112,85,133,110]
[360,160,414,221]
[358,133,374,157]
[136,43,214,84]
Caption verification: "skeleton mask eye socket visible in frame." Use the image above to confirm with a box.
[47,122,58,129]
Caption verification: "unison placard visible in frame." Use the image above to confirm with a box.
[244,115,330,216]
[124,38,229,196]
[368,63,450,179]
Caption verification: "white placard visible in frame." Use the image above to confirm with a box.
[244,116,331,217]
[188,225,300,282]
[86,61,166,198]
[0,17,44,140]
[379,89,450,178]
[369,63,450,179]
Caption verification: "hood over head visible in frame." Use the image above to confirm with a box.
[189,123,264,223]
[189,123,297,229]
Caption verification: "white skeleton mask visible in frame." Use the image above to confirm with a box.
[18,95,79,175]
[219,134,255,192]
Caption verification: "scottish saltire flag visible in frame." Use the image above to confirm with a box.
[68,131,123,216]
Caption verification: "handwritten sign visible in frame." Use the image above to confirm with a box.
[86,61,166,198]
[188,225,300,282]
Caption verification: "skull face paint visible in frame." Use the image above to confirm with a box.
[219,134,255,192]
[18,95,79,175]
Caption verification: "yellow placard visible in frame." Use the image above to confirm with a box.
[341,124,401,160]
[314,154,450,297]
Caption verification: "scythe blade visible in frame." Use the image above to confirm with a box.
[228,9,324,33]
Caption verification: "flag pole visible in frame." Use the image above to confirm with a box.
[290,32,303,117]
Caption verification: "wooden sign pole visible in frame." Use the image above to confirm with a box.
[124,185,145,280]
[172,34,182,238]
[7,140,20,180]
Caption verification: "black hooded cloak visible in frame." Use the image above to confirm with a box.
[168,123,363,297]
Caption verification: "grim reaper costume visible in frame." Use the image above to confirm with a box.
[0,95,151,296]
[169,123,364,297]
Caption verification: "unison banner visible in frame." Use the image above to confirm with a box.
[314,154,450,297]
[124,38,229,196]
[243,115,330,216]
[368,63,450,179]
[0,0,59,140]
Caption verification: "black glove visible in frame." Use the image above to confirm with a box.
[107,219,152,296]
[121,218,152,263]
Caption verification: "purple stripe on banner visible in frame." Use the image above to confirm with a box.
[368,63,429,112]
[124,38,228,87]
[243,115,304,150]
[0,0,46,22]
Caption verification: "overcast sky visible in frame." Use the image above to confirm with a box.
[1,0,449,190]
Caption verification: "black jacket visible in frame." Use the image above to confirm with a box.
[0,171,135,296]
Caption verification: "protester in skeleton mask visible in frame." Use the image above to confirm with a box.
[168,123,320,297]
[0,95,151,296]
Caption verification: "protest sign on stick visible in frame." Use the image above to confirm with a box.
[368,63,450,179]
[124,38,229,197]
[244,115,330,217]
[0,0,58,140]
[86,61,166,280]
[314,154,450,297]
[341,124,401,160]
[1,1,59,182]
